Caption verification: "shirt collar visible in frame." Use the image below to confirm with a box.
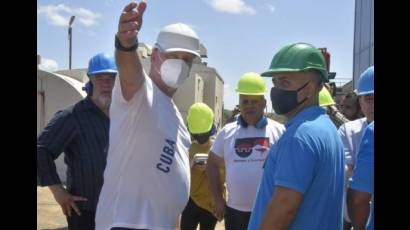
[285,106,325,129]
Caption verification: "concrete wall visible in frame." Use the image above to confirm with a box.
[191,64,224,129]
[214,76,224,129]
[173,74,204,120]
[201,70,224,130]
[353,0,374,89]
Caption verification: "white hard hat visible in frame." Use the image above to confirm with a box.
[155,23,201,58]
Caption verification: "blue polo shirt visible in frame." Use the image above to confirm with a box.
[248,106,345,230]
[349,121,374,230]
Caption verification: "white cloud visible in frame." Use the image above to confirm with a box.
[266,3,275,13]
[38,4,101,27]
[208,0,256,15]
[75,8,101,27]
[39,58,59,72]
[37,5,70,27]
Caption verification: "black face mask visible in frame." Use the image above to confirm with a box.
[270,82,309,115]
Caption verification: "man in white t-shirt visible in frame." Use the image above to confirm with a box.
[338,66,374,230]
[206,72,285,230]
[95,2,202,230]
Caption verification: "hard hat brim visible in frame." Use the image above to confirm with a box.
[320,101,335,106]
[357,90,374,96]
[261,67,328,80]
[88,69,118,77]
[260,68,295,77]
[162,47,201,58]
[235,90,266,95]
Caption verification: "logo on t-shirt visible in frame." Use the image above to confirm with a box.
[156,139,176,173]
[234,137,270,158]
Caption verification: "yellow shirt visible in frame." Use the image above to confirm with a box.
[189,140,225,214]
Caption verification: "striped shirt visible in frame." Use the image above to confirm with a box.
[37,97,109,212]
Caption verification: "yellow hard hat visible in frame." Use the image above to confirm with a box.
[235,72,267,95]
[187,103,214,134]
[319,87,335,106]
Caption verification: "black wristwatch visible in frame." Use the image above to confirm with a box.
[115,35,138,52]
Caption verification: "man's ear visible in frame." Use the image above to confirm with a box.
[307,81,316,99]
[299,81,314,99]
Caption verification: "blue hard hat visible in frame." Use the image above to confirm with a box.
[87,53,118,77]
[357,66,374,96]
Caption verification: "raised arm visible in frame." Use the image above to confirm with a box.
[115,1,147,101]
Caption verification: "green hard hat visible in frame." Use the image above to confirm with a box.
[235,72,267,95]
[187,103,214,134]
[319,87,335,106]
[261,43,328,81]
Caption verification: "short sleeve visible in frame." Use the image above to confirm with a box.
[349,123,374,194]
[210,128,226,158]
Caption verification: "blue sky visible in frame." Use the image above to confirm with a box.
[37,0,355,110]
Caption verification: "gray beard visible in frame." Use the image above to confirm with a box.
[96,95,111,110]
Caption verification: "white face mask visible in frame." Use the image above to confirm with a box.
[157,52,191,88]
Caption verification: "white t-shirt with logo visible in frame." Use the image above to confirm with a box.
[211,119,285,212]
[338,117,368,166]
[95,73,191,230]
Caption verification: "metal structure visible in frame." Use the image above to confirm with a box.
[353,0,374,88]
[68,16,75,69]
